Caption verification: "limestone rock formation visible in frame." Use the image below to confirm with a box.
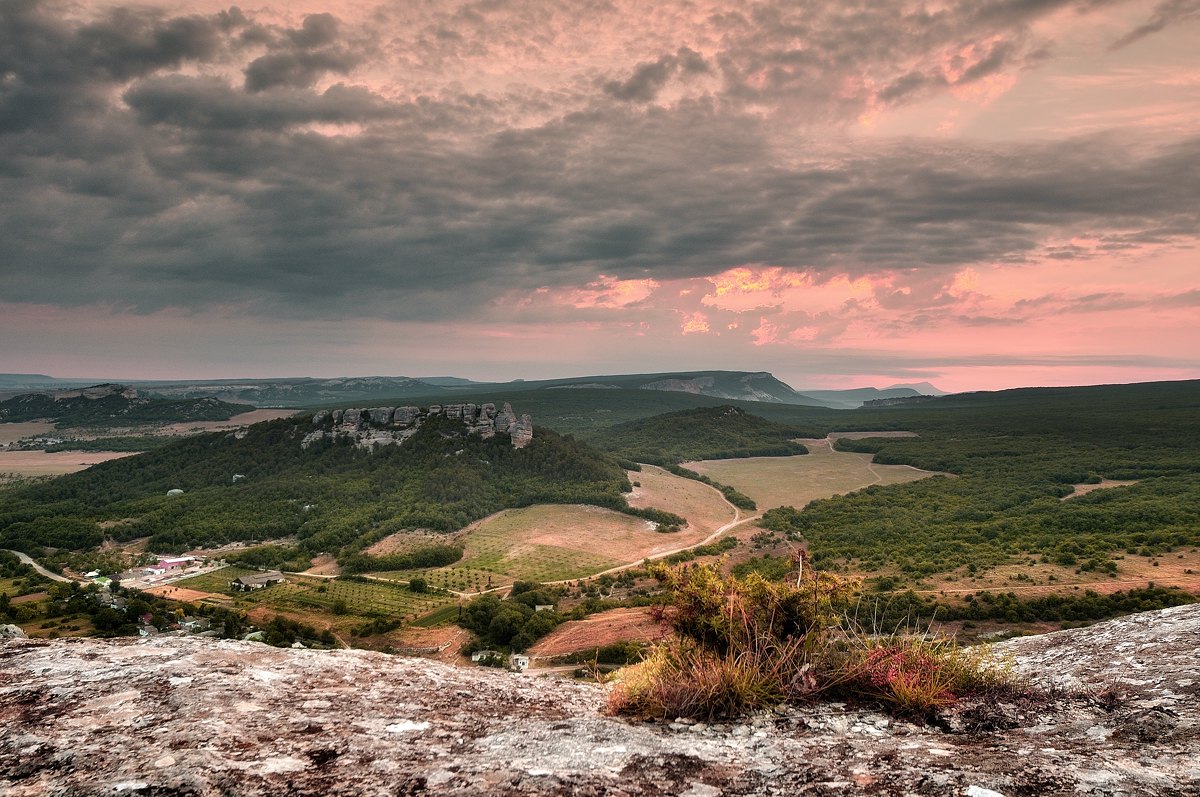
[2,605,1198,796]
[512,413,534,448]
[300,401,532,450]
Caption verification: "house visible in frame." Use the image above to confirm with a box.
[534,604,555,612]
[471,649,502,663]
[230,571,285,592]
[157,557,195,571]
[509,654,531,672]
[179,617,211,632]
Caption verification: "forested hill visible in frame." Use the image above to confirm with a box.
[0,413,630,559]
[591,405,815,464]
[0,384,251,427]
[760,379,1200,578]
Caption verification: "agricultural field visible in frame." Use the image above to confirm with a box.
[0,422,56,445]
[372,503,708,590]
[0,450,136,480]
[174,566,259,594]
[683,435,938,512]
[172,567,456,628]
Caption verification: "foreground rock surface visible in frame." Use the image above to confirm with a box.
[2,605,1198,796]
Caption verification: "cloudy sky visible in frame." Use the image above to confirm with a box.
[1,0,1197,392]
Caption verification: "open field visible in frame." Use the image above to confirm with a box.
[0,422,56,445]
[155,409,298,435]
[683,436,938,511]
[0,450,136,478]
[527,608,667,660]
[142,585,224,603]
[626,465,736,536]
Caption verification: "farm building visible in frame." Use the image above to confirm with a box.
[230,571,285,592]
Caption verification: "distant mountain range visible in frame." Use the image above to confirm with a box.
[0,371,946,410]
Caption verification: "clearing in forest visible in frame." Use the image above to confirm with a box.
[1060,479,1139,500]
[683,435,937,511]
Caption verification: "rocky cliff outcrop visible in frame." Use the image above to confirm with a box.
[302,401,532,450]
[2,605,1198,796]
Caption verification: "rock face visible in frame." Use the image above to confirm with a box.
[301,401,531,450]
[2,605,1198,796]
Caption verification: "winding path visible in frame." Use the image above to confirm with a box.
[1,549,72,584]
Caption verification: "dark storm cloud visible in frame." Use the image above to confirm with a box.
[603,48,709,102]
[125,77,398,130]
[1110,0,1200,49]
[1,0,1197,324]
[243,14,363,92]
[0,0,231,133]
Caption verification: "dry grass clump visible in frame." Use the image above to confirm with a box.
[606,559,1018,720]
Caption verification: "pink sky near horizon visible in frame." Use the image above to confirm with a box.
[1,0,1197,393]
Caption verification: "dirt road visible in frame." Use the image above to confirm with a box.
[2,549,72,583]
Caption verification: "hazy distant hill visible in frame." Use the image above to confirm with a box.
[0,384,252,428]
[450,370,829,406]
[10,370,948,410]
[137,376,451,406]
[795,385,942,409]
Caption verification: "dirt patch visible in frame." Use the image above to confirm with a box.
[626,465,735,536]
[10,592,48,605]
[0,421,56,445]
[528,608,667,660]
[143,586,225,603]
[387,625,470,662]
[302,554,341,576]
[683,438,939,512]
[828,431,919,440]
[0,450,136,477]
[1060,479,1139,500]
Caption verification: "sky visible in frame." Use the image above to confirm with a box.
[1,0,1198,393]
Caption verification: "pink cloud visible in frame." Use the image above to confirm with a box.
[679,311,711,335]
[565,275,660,309]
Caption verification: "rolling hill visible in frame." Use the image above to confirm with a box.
[0,408,634,562]
[591,405,813,464]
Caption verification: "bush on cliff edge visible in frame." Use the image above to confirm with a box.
[606,559,1017,719]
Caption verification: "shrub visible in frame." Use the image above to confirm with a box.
[606,559,1017,719]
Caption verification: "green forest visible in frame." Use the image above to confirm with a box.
[757,380,1200,578]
